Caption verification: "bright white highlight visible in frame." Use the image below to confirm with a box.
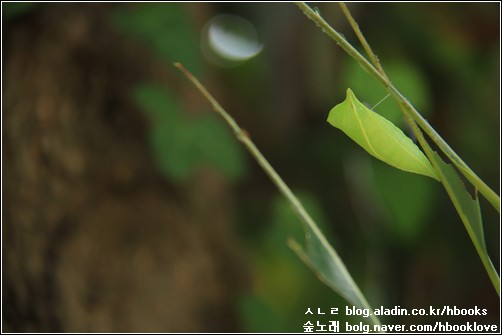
[202,14,263,65]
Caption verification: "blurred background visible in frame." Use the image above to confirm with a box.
[3,2,500,332]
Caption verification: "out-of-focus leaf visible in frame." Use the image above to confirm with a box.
[135,85,195,180]
[112,3,201,76]
[372,160,436,243]
[134,84,246,181]
[134,84,179,123]
[149,123,198,180]
[429,152,499,293]
[192,115,247,181]
[328,89,439,180]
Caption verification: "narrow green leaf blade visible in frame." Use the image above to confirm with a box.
[430,152,499,293]
[287,234,360,308]
[288,228,381,326]
[328,89,439,181]
[433,153,486,251]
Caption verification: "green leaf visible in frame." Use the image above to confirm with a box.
[288,226,381,327]
[328,89,439,181]
[430,152,499,293]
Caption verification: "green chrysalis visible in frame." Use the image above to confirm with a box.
[328,89,439,181]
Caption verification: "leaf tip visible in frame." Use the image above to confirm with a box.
[346,88,356,99]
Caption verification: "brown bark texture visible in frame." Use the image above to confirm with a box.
[3,4,243,332]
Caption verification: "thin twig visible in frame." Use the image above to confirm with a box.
[338,2,388,81]
[175,63,313,243]
[174,62,381,326]
[175,61,325,248]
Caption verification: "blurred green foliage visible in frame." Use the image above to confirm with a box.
[373,161,437,244]
[2,1,498,332]
[109,2,498,331]
[114,4,246,182]
[134,84,246,181]
[113,3,201,76]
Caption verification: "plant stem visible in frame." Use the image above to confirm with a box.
[338,2,388,82]
[174,61,326,263]
[174,62,380,326]
[295,2,500,213]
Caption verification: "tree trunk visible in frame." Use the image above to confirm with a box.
[3,4,243,332]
